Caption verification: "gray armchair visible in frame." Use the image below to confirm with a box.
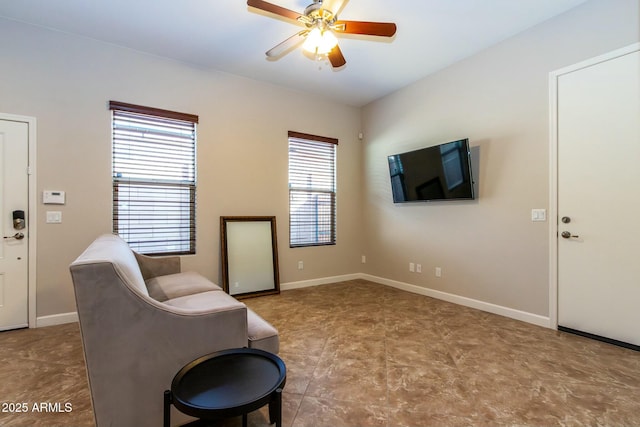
[69,234,276,427]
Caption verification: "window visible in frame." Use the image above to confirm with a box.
[110,101,198,255]
[288,131,337,247]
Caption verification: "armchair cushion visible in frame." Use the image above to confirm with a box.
[134,251,181,280]
[247,308,279,354]
[146,271,222,302]
[164,290,243,312]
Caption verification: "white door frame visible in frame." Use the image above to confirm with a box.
[0,112,37,328]
[548,42,640,330]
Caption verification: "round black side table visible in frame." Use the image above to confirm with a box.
[164,348,286,427]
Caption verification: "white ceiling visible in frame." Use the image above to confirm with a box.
[0,0,588,106]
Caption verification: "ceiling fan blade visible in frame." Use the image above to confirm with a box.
[333,20,397,37]
[247,0,302,21]
[266,30,308,58]
[328,44,346,68]
[322,0,349,17]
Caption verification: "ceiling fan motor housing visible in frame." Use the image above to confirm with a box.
[304,0,335,24]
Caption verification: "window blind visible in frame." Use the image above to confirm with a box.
[288,132,337,247]
[110,101,197,255]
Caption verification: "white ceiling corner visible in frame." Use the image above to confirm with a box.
[0,0,589,106]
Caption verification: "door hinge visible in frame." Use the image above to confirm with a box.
[27,166,32,175]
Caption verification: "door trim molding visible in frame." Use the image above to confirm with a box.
[548,42,640,330]
[0,112,37,328]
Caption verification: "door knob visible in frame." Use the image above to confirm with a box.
[561,231,579,239]
[4,232,24,240]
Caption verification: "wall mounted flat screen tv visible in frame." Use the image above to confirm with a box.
[388,138,475,203]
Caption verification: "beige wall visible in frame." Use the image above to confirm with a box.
[0,19,363,318]
[361,0,639,317]
[1,0,637,323]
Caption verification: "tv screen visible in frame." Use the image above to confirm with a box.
[388,138,474,203]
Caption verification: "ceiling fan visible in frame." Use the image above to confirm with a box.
[247,0,397,68]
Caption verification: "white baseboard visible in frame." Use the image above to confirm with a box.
[281,273,361,291]
[33,277,359,328]
[36,312,78,328]
[359,274,552,328]
[34,274,550,330]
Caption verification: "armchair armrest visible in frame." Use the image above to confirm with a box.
[134,251,181,280]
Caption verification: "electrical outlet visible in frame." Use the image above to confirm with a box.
[416,264,422,273]
[361,255,366,264]
[409,262,415,272]
[298,261,304,270]
[435,267,442,278]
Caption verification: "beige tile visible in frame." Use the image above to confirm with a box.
[306,356,387,404]
[0,324,94,427]
[292,396,387,427]
[386,337,454,368]
[3,280,640,427]
[278,328,328,355]
[387,363,469,414]
[320,334,386,363]
[388,407,496,427]
[278,351,320,395]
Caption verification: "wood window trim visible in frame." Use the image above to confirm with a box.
[109,101,199,124]
[288,131,338,145]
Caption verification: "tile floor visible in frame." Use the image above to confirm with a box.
[0,279,638,426]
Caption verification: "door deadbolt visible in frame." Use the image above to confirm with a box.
[12,210,25,230]
[561,216,571,224]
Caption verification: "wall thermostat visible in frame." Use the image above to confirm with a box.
[43,190,66,205]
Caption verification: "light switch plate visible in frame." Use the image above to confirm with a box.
[531,209,546,222]
[46,211,62,224]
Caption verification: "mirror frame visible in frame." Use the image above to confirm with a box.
[220,216,280,299]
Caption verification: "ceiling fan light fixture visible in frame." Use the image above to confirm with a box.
[248,0,397,69]
[302,27,338,55]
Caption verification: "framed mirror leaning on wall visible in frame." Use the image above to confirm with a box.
[220,216,280,299]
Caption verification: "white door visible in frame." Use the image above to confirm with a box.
[0,119,29,331]
[556,48,640,347]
